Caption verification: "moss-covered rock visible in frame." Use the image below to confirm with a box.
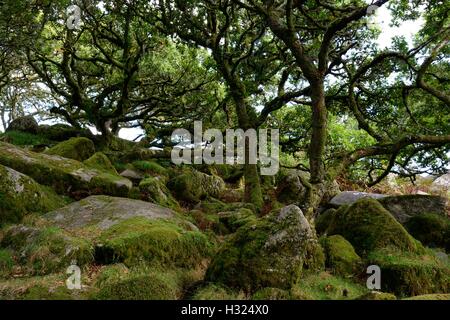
[0,141,132,197]
[357,291,397,300]
[44,195,177,231]
[192,283,246,300]
[218,208,257,233]
[38,124,92,142]
[139,177,180,210]
[205,205,324,292]
[403,293,450,300]
[6,116,39,134]
[167,170,225,203]
[0,249,14,278]
[275,169,309,204]
[315,208,336,236]
[95,217,213,268]
[45,137,95,162]
[83,152,117,175]
[0,164,68,225]
[320,235,363,277]
[405,213,450,251]
[0,225,94,275]
[327,198,423,257]
[367,248,450,297]
[92,265,183,300]
[252,287,291,300]
[378,195,447,224]
[132,160,168,178]
[291,272,369,300]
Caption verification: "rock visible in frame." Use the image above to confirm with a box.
[44,195,176,230]
[92,266,183,300]
[357,292,397,300]
[315,208,336,235]
[404,294,450,300]
[367,248,450,297]
[138,177,180,210]
[326,198,423,257]
[378,195,447,224]
[45,137,95,162]
[38,124,92,142]
[83,152,117,175]
[432,173,450,190]
[404,213,450,251]
[120,168,144,181]
[329,191,387,207]
[205,205,324,292]
[6,116,39,134]
[275,169,309,204]
[0,141,132,197]
[0,164,67,225]
[218,208,257,233]
[0,225,93,275]
[167,170,225,203]
[319,235,362,276]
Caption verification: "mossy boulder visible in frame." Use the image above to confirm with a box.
[405,213,450,251]
[378,195,447,224]
[367,248,450,297]
[320,235,363,276]
[6,116,39,134]
[205,205,324,292]
[92,265,184,300]
[315,208,336,235]
[357,291,397,300]
[95,217,213,268]
[192,284,246,300]
[44,195,176,231]
[139,177,180,210]
[326,198,423,257]
[0,164,68,225]
[218,208,257,233]
[291,272,369,300]
[83,152,117,175]
[45,137,95,161]
[0,141,132,197]
[275,169,309,204]
[167,170,225,203]
[132,160,168,178]
[252,287,291,300]
[38,124,93,142]
[404,293,450,300]
[0,225,93,275]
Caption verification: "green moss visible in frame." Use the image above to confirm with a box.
[1,225,94,275]
[320,235,362,276]
[23,284,75,300]
[45,137,95,161]
[367,248,450,297]
[405,213,450,251]
[205,206,324,292]
[252,287,291,300]
[0,249,14,278]
[327,198,423,257]
[83,152,118,175]
[315,208,336,235]
[0,141,131,197]
[0,164,69,225]
[0,131,52,146]
[192,284,246,300]
[357,292,397,300]
[133,160,168,176]
[139,177,180,210]
[218,208,257,233]
[92,265,187,300]
[403,294,450,300]
[95,217,213,268]
[167,170,225,203]
[291,272,369,300]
